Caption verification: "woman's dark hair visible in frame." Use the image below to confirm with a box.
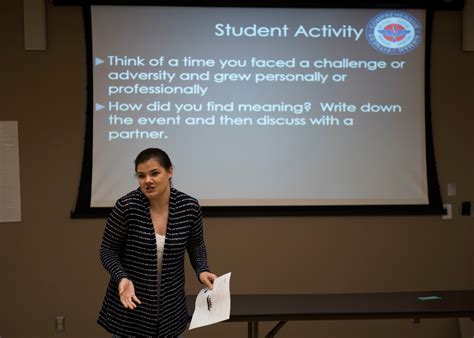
[134,148,173,172]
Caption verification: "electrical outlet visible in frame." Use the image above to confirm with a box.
[55,316,65,332]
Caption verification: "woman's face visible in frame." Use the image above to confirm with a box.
[136,158,172,201]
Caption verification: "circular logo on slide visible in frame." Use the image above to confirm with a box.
[365,11,422,55]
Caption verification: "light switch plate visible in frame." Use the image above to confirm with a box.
[448,183,456,197]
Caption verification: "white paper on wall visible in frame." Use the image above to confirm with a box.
[0,121,22,222]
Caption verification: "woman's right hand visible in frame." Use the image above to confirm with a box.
[118,278,142,310]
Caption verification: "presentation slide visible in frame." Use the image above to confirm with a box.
[90,6,428,208]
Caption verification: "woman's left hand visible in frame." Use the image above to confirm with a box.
[199,271,218,289]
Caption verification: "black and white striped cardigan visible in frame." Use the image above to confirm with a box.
[98,187,210,337]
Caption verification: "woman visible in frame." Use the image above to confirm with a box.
[98,148,217,337]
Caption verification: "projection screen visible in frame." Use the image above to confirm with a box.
[72,4,443,216]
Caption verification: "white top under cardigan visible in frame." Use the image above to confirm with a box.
[156,232,165,309]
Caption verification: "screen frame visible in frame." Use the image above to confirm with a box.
[70,1,444,218]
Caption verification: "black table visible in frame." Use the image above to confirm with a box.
[186,290,474,338]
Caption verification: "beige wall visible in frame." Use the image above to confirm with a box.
[0,2,473,338]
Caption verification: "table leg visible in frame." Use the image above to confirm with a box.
[265,321,287,338]
[248,321,259,338]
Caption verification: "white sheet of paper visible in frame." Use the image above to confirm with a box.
[189,272,231,330]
